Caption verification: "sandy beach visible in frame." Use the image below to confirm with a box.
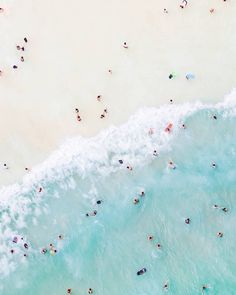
[0,0,236,186]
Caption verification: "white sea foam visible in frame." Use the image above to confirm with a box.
[0,91,236,276]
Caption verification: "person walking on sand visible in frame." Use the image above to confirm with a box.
[100,109,108,119]
[123,42,128,49]
[180,0,188,9]
[75,109,82,122]
[3,163,8,169]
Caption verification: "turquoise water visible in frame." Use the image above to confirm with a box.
[1,101,236,295]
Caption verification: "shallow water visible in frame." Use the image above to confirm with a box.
[1,100,236,295]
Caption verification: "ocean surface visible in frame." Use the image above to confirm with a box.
[1,92,236,295]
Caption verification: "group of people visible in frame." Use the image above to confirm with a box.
[10,236,29,257]
[164,0,227,14]
[13,37,28,69]
[67,287,93,294]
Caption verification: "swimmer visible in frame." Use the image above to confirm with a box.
[133,198,139,204]
[21,47,25,51]
[10,249,14,254]
[0,7,4,13]
[148,235,154,241]
[170,99,173,104]
[25,167,31,172]
[100,114,105,119]
[41,248,47,254]
[77,115,82,122]
[13,65,18,69]
[24,37,28,43]
[210,8,215,13]
[222,207,228,213]
[168,161,176,169]
[67,288,72,294]
[181,123,186,129]
[164,8,168,13]
[108,69,112,74]
[50,248,57,255]
[202,285,208,292]
[211,162,217,168]
[139,190,145,197]
[75,108,79,113]
[137,268,147,275]
[88,288,93,294]
[123,42,128,49]
[97,95,102,101]
[217,232,223,238]
[212,114,217,120]
[38,187,43,193]
[23,254,27,257]
[118,160,123,164]
[169,74,173,79]
[85,210,97,217]
[13,237,18,243]
[153,150,158,156]
[104,108,108,114]
[163,281,168,290]
[127,165,133,171]
[58,234,63,240]
[24,243,29,249]
[185,218,190,224]
[20,56,24,62]
[0,70,2,76]
[96,200,102,205]
[91,210,97,216]
[212,204,219,209]
[157,243,161,249]
[16,45,21,50]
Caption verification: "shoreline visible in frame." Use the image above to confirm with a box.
[0,0,236,186]
[1,93,236,194]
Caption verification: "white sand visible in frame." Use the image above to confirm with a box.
[0,0,235,186]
